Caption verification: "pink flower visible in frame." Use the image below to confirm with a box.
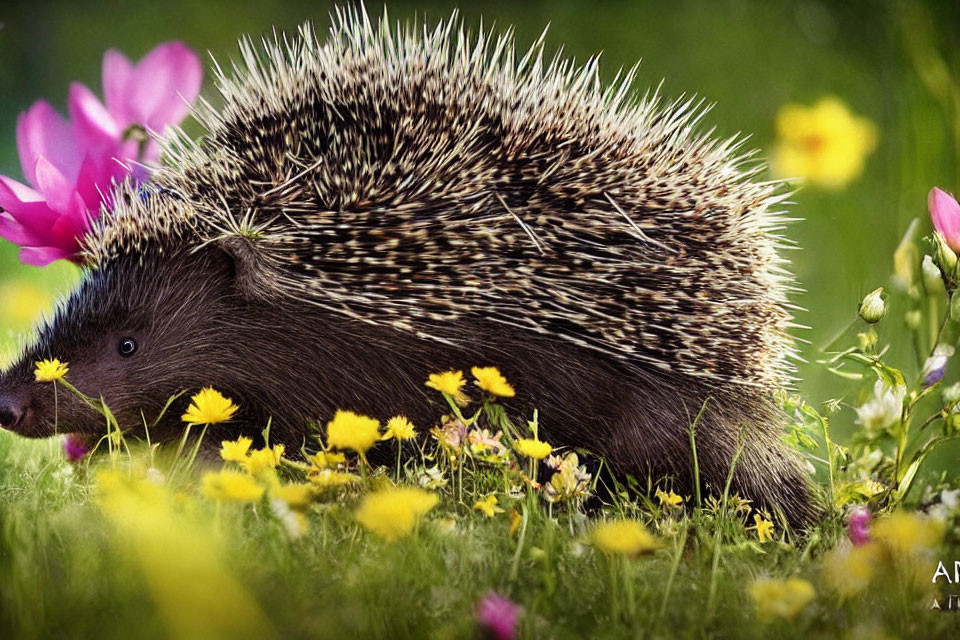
[929,187,960,252]
[62,434,90,463]
[475,592,521,640]
[0,42,202,266]
[848,506,871,546]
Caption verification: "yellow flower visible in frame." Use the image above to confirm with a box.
[243,444,285,476]
[355,487,439,542]
[309,450,346,469]
[772,96,877,189]
[425,370,469,405]
[872,511,943,556]
[656,488,684,508]
[308,469,361,490]
[514,438,552,460]
[750,513,775,543]
[509,510,523,536]
[181,388,239,425]
[471,366,516,397]
[748,577,816,621]
[821,543,881,598]
[201,470,264,502]
[383,416,416,441]
[326,410,381,455]
[473,494,503,518]
[272,483,314,510]
[220,436,253,463]
[34,358,68,382]
[590,520,659,556]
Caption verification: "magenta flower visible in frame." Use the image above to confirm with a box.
[930,187,960,252]
[475,592,521,640]
[0,42,201,266]
[62,434,90,463]
[848,506,871,546]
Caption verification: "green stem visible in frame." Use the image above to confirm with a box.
[688,398,709,508]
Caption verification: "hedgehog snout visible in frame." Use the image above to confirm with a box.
[0,389,28,431]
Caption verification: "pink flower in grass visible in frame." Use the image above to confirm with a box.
[475,592,521,640]
[0,42,201,266]
[848,506,871,546]
[930,187,960,252]
[62,434,90,463]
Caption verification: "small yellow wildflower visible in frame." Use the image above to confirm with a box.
[201,470,264,502]
[473,494,504,518]
[244,444,285,476]
[309,450,346,469]
[591,520,659,557]
[355,487,439,542]
[514,438,552,460]
[383,415,416,441]
[509,510,523,536]
[750,513,775,543]
[471,366,515,397]
[308,468,361,490]
[656,488,684,508]
[772,96,877,189]
[748,577,816,621]
[34,358,68,382]
[220,436,253,463]
[872,511,943,556]
[821,543,881,598]
[326,410,381,454]
[272,483,315,510]
[425,370,469,405]
[181,388,239,425]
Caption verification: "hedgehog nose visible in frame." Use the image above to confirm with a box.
[0,395,24,429]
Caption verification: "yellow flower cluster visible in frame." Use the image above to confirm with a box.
[425,366,517,405]
[514,438,552,460]
[201,470,264,503]
[471,366,515,397]
[383,416,416,441]
[327,410,381,454]
[244,444,285,477]
[354,487,438,542]
[181,388,238,425]
[748,577,816,621]
[473,494,503,518]
[425,370,469,405]
[750,513,775,543]
[772,96,877,189]
[655,488,684,508]
[590,520,659,557]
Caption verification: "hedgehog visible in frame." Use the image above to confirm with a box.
[0,8,818,526]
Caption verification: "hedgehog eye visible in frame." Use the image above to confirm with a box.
[118,338,138,357]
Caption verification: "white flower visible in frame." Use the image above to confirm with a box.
[270,498,306,540]
[854,381,905,434]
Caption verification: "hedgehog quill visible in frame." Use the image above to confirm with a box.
[0,8,818,526]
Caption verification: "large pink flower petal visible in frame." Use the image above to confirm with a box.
[69,82,122,151]
[0,211,45,246]
[930,187,960,251]
[33,156,76,214]
[16,101,82,187]
[103,49,135,125]
[0,176,77,246]
[19,245,76,267]
[123,42,203,132]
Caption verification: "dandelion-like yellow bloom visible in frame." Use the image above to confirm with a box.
[471,366,516,398]
[181,388,239,425]
[309,450,346,469]
[272,483,315,510]
[201,470,264,502]
[308,469,361,490]
[514,438,552,460]
[244,444,285,476]
[355,487,439,542]
[772,96,877,189]
[220,436,253,463]
[326,410,381,454]
[425,370,469,405]
[383,416,416,441]
[34,358,68,382]
[655,488,684,508]
[872,511,943,556]
[473,494,503,518]
[748,577,816,621]
[751,513,775,543]
[590,520,659,556]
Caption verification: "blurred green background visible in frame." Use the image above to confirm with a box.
[1,0,959,439]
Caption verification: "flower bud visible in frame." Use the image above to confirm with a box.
[858,288,886,324]
[905,309,921,330]
[935,231,958,274]
[943,382,960,404]
[922,344,955,387]
[922,255,945,294]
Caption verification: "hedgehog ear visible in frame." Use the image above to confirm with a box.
[217,235,275,301]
